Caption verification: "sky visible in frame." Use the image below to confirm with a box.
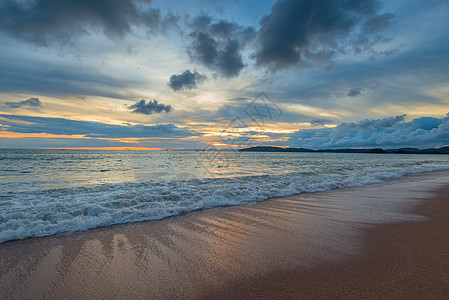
[1,0,449,150]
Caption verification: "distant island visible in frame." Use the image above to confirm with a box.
[238,146,449,154]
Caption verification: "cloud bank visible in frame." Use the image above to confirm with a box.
[289,114,449,149]
[0,114,191,139]
[129,99,172,115]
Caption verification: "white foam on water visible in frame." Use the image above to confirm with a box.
[1,166,449,243]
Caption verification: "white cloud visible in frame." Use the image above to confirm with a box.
[289,113,449,149]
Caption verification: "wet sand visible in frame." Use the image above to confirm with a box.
[1,171,449,299]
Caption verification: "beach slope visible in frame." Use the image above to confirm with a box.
[1,171,449,299]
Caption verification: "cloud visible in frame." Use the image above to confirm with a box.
[4,97,42,108]
[310,119,333,126]
[254,0,394,70]
[0,114,192,139]
[0,0,175,46]
[168,70,206,91]
[347,88,363,97]
[411,116,444,131]
[129,99,172,115]
[289,114,449,149]
[362,13,394,35]
[0,37,151,99]
[187,15,256,77]
[337,115,406,130]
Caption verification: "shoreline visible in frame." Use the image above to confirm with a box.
[1,170,449,299]
[2,167,448,245]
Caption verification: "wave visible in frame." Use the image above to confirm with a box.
[1,166,448,243]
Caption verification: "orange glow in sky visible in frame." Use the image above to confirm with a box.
[37,147,166,151]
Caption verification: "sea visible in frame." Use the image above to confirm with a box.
[1,149,449,244]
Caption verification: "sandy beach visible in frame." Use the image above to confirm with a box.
[3,0,449,299]
[1,170,449,299]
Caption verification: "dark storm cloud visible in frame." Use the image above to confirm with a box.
[0,114,193,138]
[347,88,363,97]
[4,97,42,108]
[0,0,175,45]
[289,114,449,149]
[129,99,172,115]
[168,70,206,91]
[190,33,244,78]
[254,0,394,70]
[187,15,256,77]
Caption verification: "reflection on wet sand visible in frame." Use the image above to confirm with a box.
[1,171,448,299]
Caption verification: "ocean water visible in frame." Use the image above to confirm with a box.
[1,149,449,243]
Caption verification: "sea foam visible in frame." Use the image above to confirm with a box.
[1,166,448,243]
